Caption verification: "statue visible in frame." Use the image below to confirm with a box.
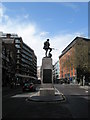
[43,39,52,58]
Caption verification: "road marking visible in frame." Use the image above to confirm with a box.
[82,96,90,100]
[85,90,88,93]
[11,93,35,98]
[54,88,66,102]
[79,86,89,90]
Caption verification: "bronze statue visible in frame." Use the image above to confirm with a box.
[43,39,52,58]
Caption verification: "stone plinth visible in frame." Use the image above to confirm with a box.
[41,84,54,88]
[40,88,55,96]
[40,57,55,96]
[42,57,53,84]
[27,56,65,102]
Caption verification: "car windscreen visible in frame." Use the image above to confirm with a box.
[24,83,30,86]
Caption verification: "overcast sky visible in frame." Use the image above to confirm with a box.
[0,2,88,66]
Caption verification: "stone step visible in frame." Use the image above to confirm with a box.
[41,84,54,88]
[40,87,55,96]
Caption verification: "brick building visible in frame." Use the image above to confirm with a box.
[59,37,90,84]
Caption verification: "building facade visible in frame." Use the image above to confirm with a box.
[1,33,17,87]
[37,66,41,80]
[15,37,37,83]
[59,37,90,84]
[0,32,37,86]
[53,61,60,83]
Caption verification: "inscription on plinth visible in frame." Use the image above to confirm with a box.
[43,69,52,83]
[40,57,54,96]
[42,57,53,84]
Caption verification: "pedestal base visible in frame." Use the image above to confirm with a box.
[41,84,54,88]
[40,88,55,96]
[27,57,65,102]
[27,90,65,102]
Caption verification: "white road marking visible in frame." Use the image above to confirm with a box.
[82,96,90,100]
[11,93,35,98]
[85,90,88,93]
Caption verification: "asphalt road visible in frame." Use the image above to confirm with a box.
[54,84,89,118]
[2,84,89,119]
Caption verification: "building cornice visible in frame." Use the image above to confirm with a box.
[59,36,90,59]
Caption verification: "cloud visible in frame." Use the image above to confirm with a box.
[0,2,5,22]
[40,31,49,37]
[0,3,3,18]
[0,3,85,66]
[61,3,79,12]
[49,33,83,64]
[23,14,29,19]
[0,3,47,65]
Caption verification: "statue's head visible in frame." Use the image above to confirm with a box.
[47,39,49,41]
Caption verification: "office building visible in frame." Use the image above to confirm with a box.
[0,32,37,86]
[53,61,60,83]
[59,37,90,84]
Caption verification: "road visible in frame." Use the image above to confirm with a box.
[2,84,89,119]
[54,84,89,118]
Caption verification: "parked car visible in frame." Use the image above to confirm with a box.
[59,79,65,84]
[37,80,41,84]
[22,83,36,92]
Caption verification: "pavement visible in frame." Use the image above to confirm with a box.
[2,85,21,91]
[2,85,22,96]
[79,85,90,89]
[69,83,90,90]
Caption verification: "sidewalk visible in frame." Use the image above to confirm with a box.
[69,83,90,88]
[79,85,90,90]
[2,85,21,90]
[2,85,22,95]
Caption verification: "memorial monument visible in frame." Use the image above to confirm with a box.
[42,39,53,83]
[28,39,65,102]
[39,39,55,96]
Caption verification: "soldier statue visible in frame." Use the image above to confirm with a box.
[43,39,52,58]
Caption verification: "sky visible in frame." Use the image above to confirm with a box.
[0,2,88,66]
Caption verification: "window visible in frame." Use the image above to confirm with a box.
[71,64,73,70]
[17,50,20,53]
[17,65,19,69]
[88,51,90,55]
[15,44,20,48]
[17,55,20,58]
[17,60,19,63]
[15,39,21,43]
[72,72,73,76]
